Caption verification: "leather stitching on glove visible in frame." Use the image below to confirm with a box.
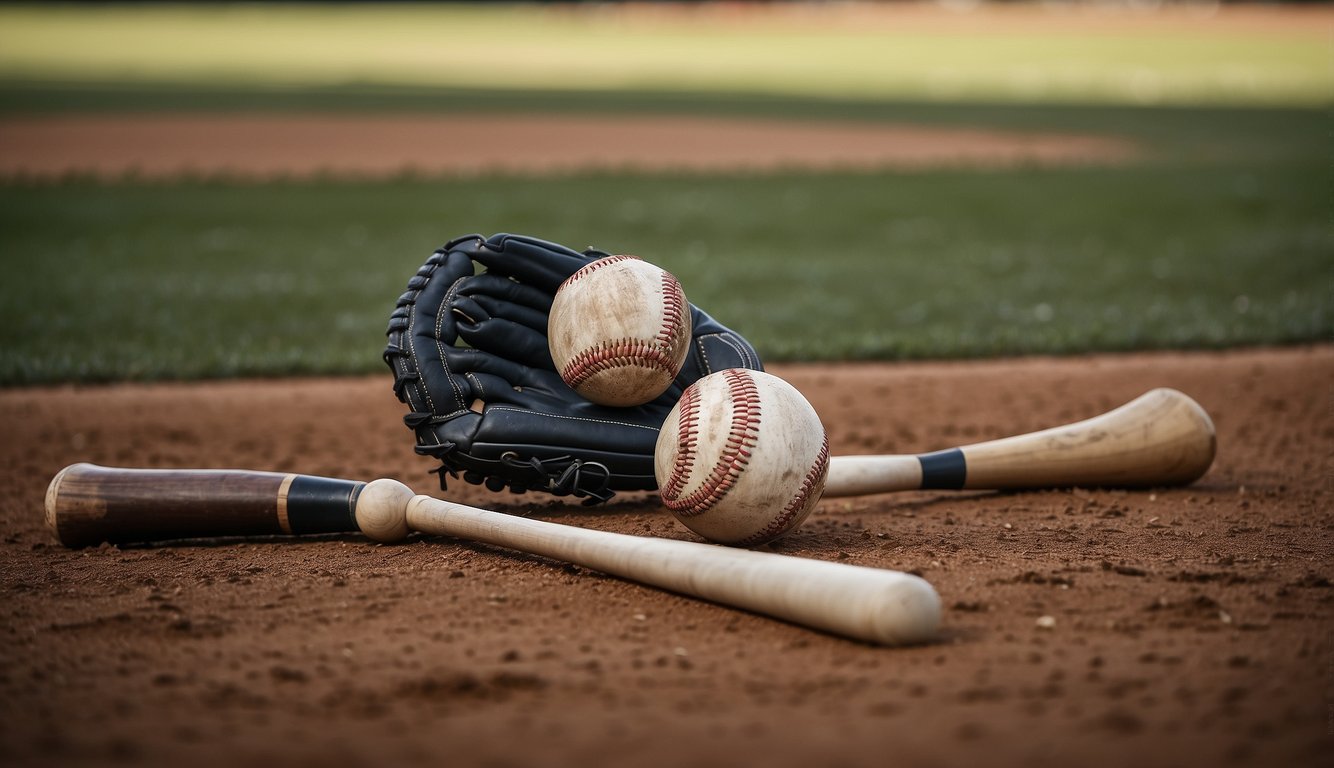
[484,405,663,432]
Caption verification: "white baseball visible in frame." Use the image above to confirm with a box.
[655,369,830,546]
[549,255,692,407]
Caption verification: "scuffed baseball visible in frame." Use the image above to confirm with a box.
[549,255,692,407]
[655,369,830,546]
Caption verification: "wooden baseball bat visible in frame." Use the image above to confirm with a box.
[823,387,1215,497]
[44,464,940,646]
[43,388,1211,545]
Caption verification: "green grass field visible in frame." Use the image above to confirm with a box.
[2,149,1326,383]
[0,4,1328,385]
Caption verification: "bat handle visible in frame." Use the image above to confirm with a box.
[45,463,372,548]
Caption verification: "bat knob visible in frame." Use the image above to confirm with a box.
[355,479,415,543]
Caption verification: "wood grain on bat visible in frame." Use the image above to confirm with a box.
[823,388,1215,497]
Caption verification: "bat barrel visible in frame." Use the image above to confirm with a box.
[823,388,1215,497]
[405,495,941,646]
[45,463,365,548]
[958,388,1216,490]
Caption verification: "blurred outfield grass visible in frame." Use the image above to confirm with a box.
[0,4,1328,106]
[0,4,1329,384]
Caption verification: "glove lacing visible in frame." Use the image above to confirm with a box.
[502,453,614,504]
[409,430,615,505]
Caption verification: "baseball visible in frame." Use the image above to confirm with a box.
[549,255,692,407]
[655,369,830,546]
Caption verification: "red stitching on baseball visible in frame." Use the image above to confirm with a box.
[659,382,701,503]
[734,433,830,547]
[660,369,762,518]
[658,270,688,350]
[557,254,639,291]
[561,338,681,389]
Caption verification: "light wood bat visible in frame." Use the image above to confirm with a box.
[823,388,1214,497]
[44,463,940,646]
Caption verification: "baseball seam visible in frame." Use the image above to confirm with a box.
[561,339,681,389]
[660,368,761,518]
[658,270,688,349]
[658,382,702,503]
[733,433,830,547]
[558,254,639,290]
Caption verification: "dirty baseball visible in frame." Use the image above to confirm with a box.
[548,255,692,407]
[655,368,830,546]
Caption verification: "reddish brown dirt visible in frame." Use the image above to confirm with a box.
[0,113,1139,180]
[1,346,1329,768]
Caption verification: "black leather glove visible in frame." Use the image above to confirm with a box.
[384,233,762,503]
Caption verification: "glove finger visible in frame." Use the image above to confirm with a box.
[471,294,551,335]
[457,272,555,320]
[392,247,477,346]
[449,294,491,327]
[473,233,600,292]
[449,274,555,367]
[407,344,545,423]
[385,246,481,417]
[442,345,554,392]
[455,313,557,371]
[462,371,562,409]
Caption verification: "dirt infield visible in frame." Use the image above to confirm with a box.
[1,345,1329,767]
[0,113,1139,180]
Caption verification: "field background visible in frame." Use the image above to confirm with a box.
[1,5,1331,768]
[0,1,1329,383]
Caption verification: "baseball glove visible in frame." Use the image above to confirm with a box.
[384,233,763,503]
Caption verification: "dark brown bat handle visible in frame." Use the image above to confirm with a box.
[45,463,366,548]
